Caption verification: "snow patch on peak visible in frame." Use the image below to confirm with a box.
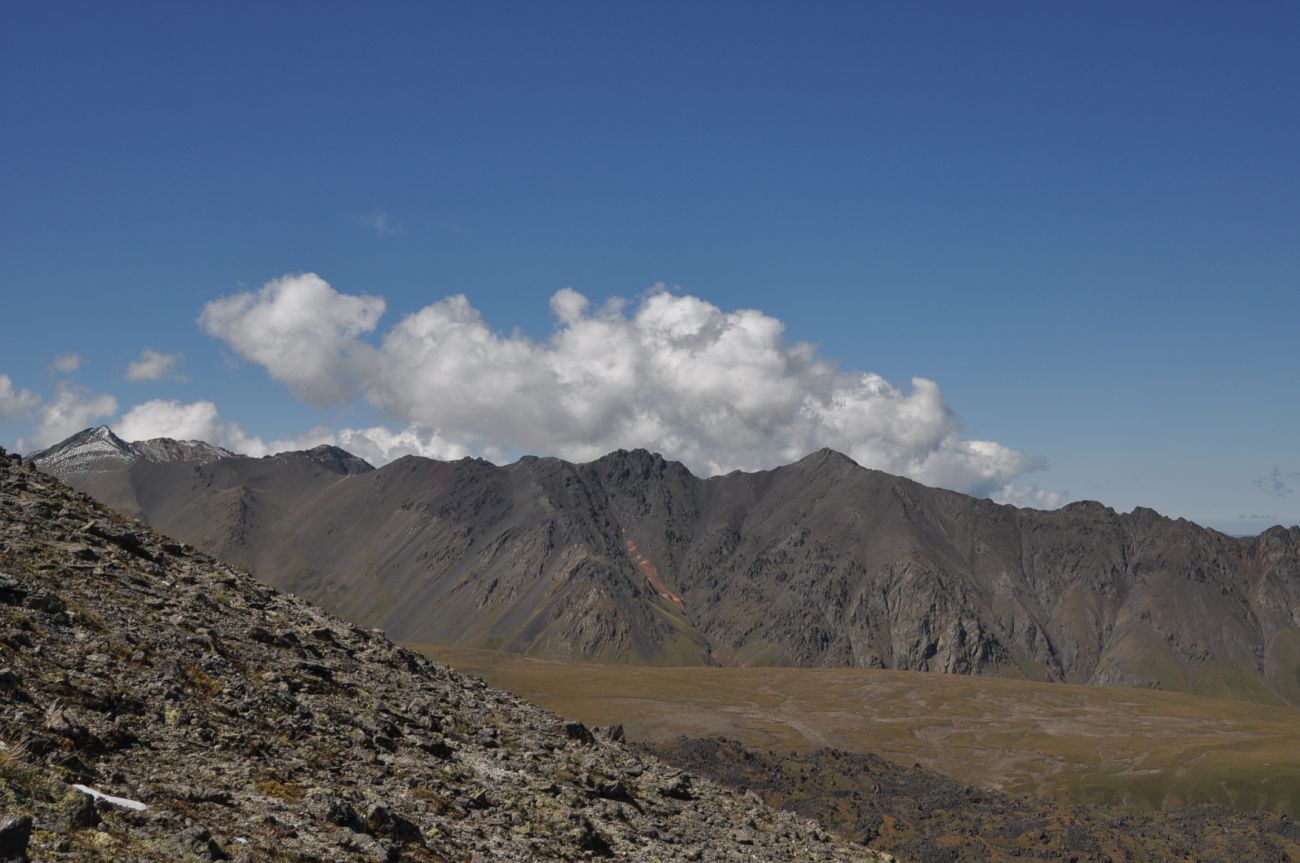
[133,438,235,464]
[30,426,139,474]
[31,427,239,476]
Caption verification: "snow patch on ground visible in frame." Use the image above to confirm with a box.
[73,783,148,811]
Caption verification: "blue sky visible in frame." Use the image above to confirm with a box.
[1,1,1297,533]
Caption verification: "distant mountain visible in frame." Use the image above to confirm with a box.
[26,425,138,472]
[29,427,368,518]
[2,442,878,862]
[36,428,1300,705]
[29,425,235,473]
[133,436,239,464]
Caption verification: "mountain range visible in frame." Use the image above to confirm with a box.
[31,427,1300,705]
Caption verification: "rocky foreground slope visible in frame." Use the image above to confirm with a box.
[37,429,1300,705]
[0,447,888,862]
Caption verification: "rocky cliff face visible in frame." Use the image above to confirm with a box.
[36,430,1300,705]
[0,446,887,862]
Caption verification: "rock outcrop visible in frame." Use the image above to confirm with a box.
[0,446,887,862]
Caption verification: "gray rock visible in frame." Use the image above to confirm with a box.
[0,668,19,691]
[660,774,695,801]
[560,720,596,745]
[61,789,99,829]
[170,825,228,861]
[0,816,31,863]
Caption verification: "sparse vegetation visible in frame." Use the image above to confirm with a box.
[183,663,224,698]
[0,744,50,806]
[254,775,306,803]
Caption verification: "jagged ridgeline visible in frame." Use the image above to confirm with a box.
[0,445,888,861]
[32,427,1300,705]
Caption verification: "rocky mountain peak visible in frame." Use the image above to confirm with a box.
[29,427,240,479]
[797,447,863,473]
[133,437,236,465]
[1058,499,1115,516]
[589,448,699,486]
[269,444,374,474]
[1260,524,1300,543]
[31,427,377,480]
[26,425,138,475]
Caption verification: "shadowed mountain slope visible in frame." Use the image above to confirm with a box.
[0,445,885,862]
[34,430,1300,704]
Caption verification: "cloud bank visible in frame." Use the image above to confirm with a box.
[198,273,1056,502]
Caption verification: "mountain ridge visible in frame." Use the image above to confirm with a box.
[32,428,1300,706]
[27,425,238,472]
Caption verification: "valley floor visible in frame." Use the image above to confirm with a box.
[414,645,1300,862]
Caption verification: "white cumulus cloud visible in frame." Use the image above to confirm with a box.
[331,425,471,464]
[117,399,227,444]
[199,273,1060,501]
[126,348,186,382]
[998,482,1066,510]
[0,374,40,421]
[198,273,385,406]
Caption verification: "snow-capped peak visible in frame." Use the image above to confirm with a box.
[29,427,236,477]
[28,426,140,474]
